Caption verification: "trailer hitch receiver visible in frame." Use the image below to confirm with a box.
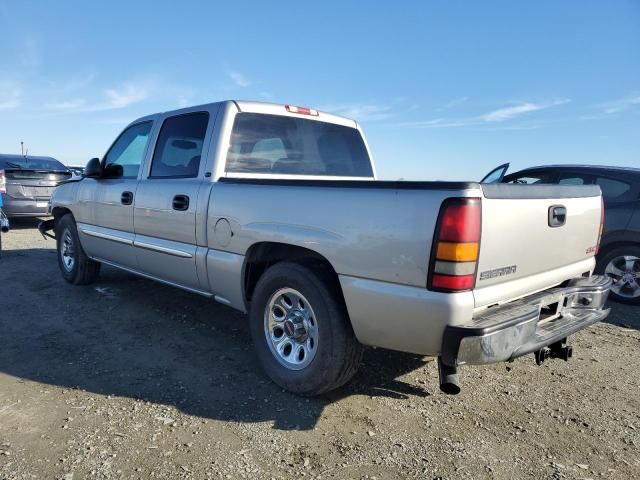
[535,338,573,365]
[38,218,56,240]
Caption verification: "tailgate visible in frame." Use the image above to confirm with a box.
[474,183,602,308]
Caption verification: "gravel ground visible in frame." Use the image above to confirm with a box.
[1,219,639,480]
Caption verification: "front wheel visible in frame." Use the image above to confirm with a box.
[596,245,640,304]
[249,262,364,396]
[55,214,101,285]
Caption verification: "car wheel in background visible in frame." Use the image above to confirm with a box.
[596,245,640,305]
[249,262,364,396]
[55,214,101,285]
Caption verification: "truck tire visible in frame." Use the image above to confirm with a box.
[595,245,640,305]
[55,214,101,285]
[249,262,364,396]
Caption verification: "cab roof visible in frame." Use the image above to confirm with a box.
[516,164,640,174]
[130,100,358,129]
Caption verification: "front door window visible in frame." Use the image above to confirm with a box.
[103,122,153,178]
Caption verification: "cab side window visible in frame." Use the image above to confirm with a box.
[558,174,592,185]
[507,172,555,184]
[149,112,209,178]
[103,121,153,178]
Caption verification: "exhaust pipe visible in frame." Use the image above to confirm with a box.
[437,357,460,395]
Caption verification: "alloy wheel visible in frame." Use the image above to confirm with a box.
[263,287,318,370]
[60,229,75,272]
[605,255,640,299]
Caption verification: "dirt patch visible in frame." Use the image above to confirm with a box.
[1,221,639,479]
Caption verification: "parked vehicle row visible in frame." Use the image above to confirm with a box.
[40,100,611,396]
[0,154,72,218]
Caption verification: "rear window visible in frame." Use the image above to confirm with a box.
[0,156,67,171]
[225,113,373,177]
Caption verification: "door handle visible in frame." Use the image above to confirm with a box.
[172,194,190,211]
[121,191,134,205]
[548,205,566,227]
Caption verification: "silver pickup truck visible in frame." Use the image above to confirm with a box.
[41,100,611,396]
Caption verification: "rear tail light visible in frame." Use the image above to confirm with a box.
[596,196,604,254]
[428,198,482,292]
[0,170,6,194]
[285,105,319,116]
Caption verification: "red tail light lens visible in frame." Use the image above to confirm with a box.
[431,273,476,291]
[428,198,482,292]
[437,202,481,242]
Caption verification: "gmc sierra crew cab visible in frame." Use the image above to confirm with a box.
[40,100,611,396]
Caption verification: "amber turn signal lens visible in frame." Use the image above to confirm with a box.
[436,242,479,262]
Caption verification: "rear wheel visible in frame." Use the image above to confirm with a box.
[249,262,364,396]
[596,245,640,304]
[55,214,101,285]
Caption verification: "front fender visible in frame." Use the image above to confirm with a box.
[50,180,81,211]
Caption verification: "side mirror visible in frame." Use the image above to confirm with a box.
[84,158,102,178]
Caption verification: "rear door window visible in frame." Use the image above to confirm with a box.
[595,177,632,200]
[149,112,209,178]
[225,113,373,177]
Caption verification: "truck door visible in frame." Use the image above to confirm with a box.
[133,110,212,290]
[76,121,154,267]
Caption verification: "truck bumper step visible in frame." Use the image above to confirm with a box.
[441,275,612,367]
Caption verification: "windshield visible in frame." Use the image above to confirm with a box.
[0,156,68,171]
[225,113,374,177]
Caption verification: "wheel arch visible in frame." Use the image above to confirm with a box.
[52,206,73,225]
[242,241,346,309]
[51,207,90,254]
[597,239,640,267]
[600,228,640,251]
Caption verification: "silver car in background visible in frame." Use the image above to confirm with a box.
[0,154,72,217]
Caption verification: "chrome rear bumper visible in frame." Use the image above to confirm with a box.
[441,275,612,367]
